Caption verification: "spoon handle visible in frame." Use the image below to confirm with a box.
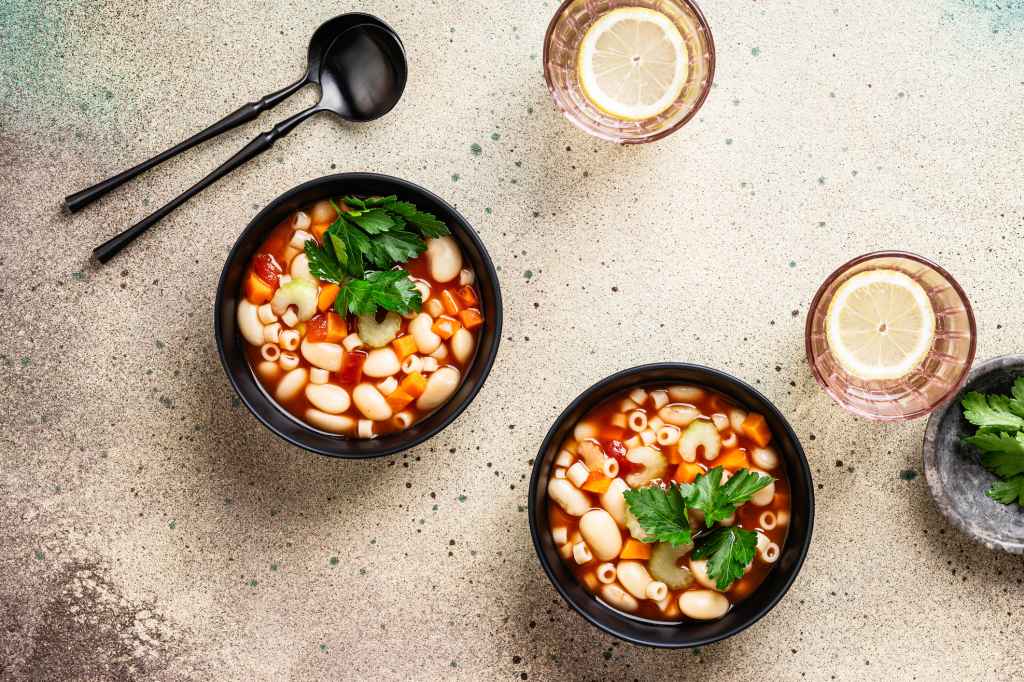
[92,107,321,264]
[64,78,306,213]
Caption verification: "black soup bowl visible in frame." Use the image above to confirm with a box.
[528,363,814,648]
[215,173,502,458]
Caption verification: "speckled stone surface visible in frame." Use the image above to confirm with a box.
[2,1,1024,679]
[924,356,1024,554]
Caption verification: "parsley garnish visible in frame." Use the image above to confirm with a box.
[622,467,774,589]
[691,527,759,590]
[960,377,1024,507]
[301,196,449,316]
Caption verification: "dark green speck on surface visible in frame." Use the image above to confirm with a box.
[470,143,482,156]
[168,520,176,529]
[451,173,460,182]
[491,132,500,141]
[457,495,467,503]
[320,644,329,653]
[900,469,918,481]
[270,563,278,571]
[789,260,797,268]
[524,270,533,280]
[725,138,733,145]
[155,340,165,349]
[248,579,257,588]
[484,207,492,214]
[34,550,43,560]
[751,47,761,56]
[329,556,339,566]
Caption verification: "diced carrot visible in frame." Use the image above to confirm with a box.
[673,461,705,484]
[581,472,613,494]
[431,316,461,340]
[620,538,652,561]
[391,334,418,360]
[458,308,484,330]
[716,448,750,471]
[244,272,274,304]
[324,312,347,342]
[582,571,599,590]
[386,388,415,412]
[318,283,340,312]
[398,372,427,398]
[668,446,682,465]
[741,412,773,447]
[306,314,328,342]
[311,222,330,243]
[456,285,479,307]
[440,290,462,315]
[599,425,626,442]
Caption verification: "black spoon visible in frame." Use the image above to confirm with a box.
[92,21,407,263]
[64,13,386,213]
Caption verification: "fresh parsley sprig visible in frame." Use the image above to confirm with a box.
[622,467,774,589]
[303,196,449,317]
[961,377,1024,507]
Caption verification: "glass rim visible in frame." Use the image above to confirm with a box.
[542,0,717,144]
[804,250,978,421]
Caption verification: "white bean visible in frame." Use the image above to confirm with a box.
[450,327,475,364]
[377,376,398,395]
[275,368,308,402]
[256,360,281,382]
[310,200,335,223]
[689,558,723,592]
[416,367,460,410]
[658,403,700,427]
[668,385,705,403]
[257,303,277,325]
[429,343,449,361]
[352,383,392,421]
[237,300,264,346]
[292,210,311,231]
[409,313,441,355]
[729,408,748,432]
[425,236,462,282]
[305,409,355,434]
[363,348,400,378]
[305,383,351,414]
[616,561,654,600]
[425,298,444,318]
[600,478,629,527]
[752,447,780,470]
[579,509,622,561]
[459,268,475,286]
[600,583,639,613]
[712,413,730,431]
[678,590,729,620]
[547,478,590,516]
[401,354,423,374]
[300,339,343,372]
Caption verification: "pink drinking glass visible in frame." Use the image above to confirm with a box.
[543,0,715,144]
[805,251,977,421]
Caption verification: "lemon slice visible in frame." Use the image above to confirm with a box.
[577,7,689,121]
[825,269,936,381]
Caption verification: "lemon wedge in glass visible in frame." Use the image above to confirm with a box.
[825,269,936,381]
[577,7,689,121]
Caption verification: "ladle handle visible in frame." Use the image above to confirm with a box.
[92,107,321,264]
[64,79,306,213]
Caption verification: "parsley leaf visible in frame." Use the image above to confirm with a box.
[388,200,450,238]
[987,475,1024,505]
[963,431,1024,478]
[347,208,397,234]
[367,230,427,268]
[687,467,774,527]
[326,218,372,279]
[961,391,1024,432]
[304,239,345,283]
[337,269,422,317]
[622,484,693,547]
[691,526,759,590]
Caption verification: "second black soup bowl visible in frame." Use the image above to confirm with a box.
[528,363,813,647]
[215,173,502,458]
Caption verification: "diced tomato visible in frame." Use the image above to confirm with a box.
[603,439,637,476]
[337,350,367,384]
[253,253,282,287]
[306,314,328,342]
[455,285,479,307]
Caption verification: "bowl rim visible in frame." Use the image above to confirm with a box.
[527,362,815,648]
[542,0,716,145]
[804,249,977,421]
[214,172,503,459]
[922,354,1024,554]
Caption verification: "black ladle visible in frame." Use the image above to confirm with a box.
[89,20,407,263]
[65,13,385,213]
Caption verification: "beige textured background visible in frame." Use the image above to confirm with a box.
[2,1,1023,679]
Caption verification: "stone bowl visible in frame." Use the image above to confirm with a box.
[923,355,1024,554]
